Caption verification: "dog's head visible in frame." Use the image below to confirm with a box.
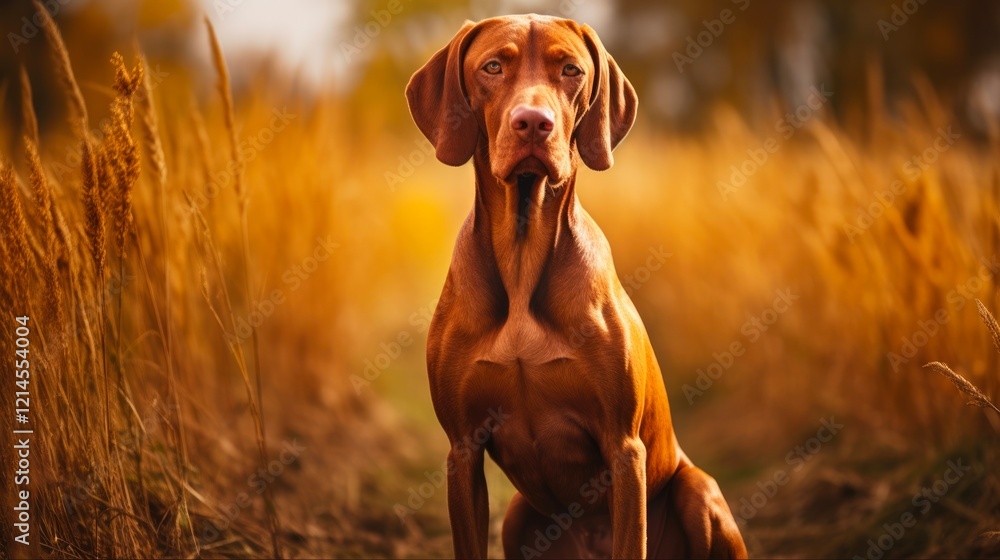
[406,14,637,188]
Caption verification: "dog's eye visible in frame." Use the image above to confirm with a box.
[483,61,502,75]
[563,64,582,77]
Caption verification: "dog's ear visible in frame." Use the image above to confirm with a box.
[576,25,638,171]
[406,21,482,167]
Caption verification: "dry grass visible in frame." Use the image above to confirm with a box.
[0,11,998,560]
[926,362,1000,414]
[925,300,1000,414]
[0,14,302,558]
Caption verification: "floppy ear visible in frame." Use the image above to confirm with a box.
[576,25,638,171]
[405,21,482,166]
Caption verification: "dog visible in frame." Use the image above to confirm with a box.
[406,14,748,559]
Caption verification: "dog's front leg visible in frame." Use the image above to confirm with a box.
[608,437,647,559]
[447,443,490,559]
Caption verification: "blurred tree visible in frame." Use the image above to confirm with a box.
[613,0,1000,134]
[2,0,997,138]
[0,0,200,144]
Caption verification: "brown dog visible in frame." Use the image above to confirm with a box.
[406,14,748,560]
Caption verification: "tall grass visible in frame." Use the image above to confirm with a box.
[0,12,294,558]
[0,9,997,559]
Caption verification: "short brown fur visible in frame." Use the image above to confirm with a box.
[407,14,748,560]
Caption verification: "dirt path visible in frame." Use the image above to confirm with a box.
[222,380,1000,559]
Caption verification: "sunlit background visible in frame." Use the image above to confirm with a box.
[1,0,999,558]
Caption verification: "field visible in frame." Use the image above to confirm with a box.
[1,4,1000,559]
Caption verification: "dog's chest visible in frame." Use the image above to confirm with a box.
[477,315,565,366]
[474,309,606,367]
[486,404,609,514]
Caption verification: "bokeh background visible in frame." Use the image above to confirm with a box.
[1,0,1000,558]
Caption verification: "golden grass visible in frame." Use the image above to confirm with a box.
[925,300,1000,415]
[0,11,997,560]
[977,298,1000,356]
[19,67,39,147]
[925,361,1000,414]
[30,0,87,135]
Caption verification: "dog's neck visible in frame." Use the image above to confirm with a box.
[471,145,581,315]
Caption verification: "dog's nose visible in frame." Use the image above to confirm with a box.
[510,105,554,142]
